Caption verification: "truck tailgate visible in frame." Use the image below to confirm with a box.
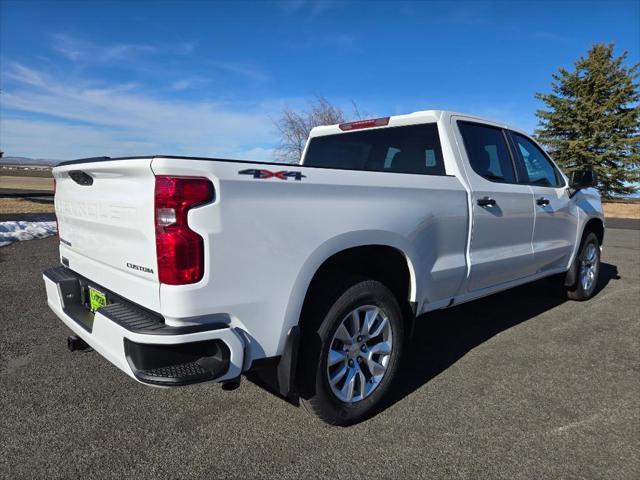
[53,158,160,311]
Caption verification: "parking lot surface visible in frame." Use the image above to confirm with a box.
[1,229,638,479]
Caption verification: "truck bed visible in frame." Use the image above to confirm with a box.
[52,154,470,359]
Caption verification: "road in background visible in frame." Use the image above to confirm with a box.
[1,230,638,479]
[608,218,640,230]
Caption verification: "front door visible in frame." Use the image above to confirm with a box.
[508,131,578,272]
[455,120,536,292]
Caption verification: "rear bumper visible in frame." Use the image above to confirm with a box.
[43,266,244,386]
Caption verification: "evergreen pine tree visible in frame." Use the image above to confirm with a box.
[535,43,639,198]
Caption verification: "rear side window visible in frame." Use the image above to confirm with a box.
[304,124,445,176]
[458,122,516,183]
[511,132,563,187]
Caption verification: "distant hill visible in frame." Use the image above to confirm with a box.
[0,156,60,167]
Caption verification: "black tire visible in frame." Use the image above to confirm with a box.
[562,232,601,301]
[298,278,404,426]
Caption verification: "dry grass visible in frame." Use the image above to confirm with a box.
[603,202,640,219]
[0,175,54,191]
[0,198,55,214]
[0,167,53,178]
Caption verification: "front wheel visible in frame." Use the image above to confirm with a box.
[563,232,601,301]
[299,279,404,426]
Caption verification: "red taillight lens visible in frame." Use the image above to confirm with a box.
[154,176,214,285]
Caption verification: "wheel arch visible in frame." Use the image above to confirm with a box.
[290,243,415,401]
[563,216,605,289]
[282,232,417,337]
[275,233,417,399]
[299,244,416,324]
[583,217,604,246]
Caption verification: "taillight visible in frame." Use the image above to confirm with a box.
[338,117,390,131]
[154,176,214,285]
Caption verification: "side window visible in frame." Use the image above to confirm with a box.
[425,149,437,167]
[383,147,401,168]
[384,146,440,171]
[458,122,516,183]
[511,133,562,187]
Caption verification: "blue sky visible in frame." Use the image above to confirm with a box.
[0,0,638,160]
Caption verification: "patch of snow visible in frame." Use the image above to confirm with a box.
[0,221,57,247]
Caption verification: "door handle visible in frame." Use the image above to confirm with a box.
[477,196,496,207]
[536,197,550,206]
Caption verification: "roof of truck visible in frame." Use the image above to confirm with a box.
[309,109,528,138]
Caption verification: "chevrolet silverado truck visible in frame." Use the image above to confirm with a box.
[43,110,604,425]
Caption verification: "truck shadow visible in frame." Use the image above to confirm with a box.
[374,262,620,418]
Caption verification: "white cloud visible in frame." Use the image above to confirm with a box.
[288,32,361,54]
[332,34,361,53]
[240,146,278,162]
[170,77,209,91]
[46,34,269,83]
[0,63,281,159]
[47,33,200,72]
[277,0,344,16]
[0,117,157,159]
[3,63,48,87]
[51,33,157,63]
[531,31,569,42]
[208,61,270,82]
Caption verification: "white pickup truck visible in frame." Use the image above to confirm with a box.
[44,110,604,425]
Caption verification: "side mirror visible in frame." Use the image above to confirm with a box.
[570,169,598,191]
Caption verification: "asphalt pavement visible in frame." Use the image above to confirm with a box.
[1,230,638,479]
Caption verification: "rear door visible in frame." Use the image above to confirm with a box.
[508,131,578,272]
[454,120,536,291]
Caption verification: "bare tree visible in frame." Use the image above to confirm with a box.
[274,96,362,163]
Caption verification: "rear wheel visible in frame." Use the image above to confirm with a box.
[299,279,404,426]
[562,232,601,301]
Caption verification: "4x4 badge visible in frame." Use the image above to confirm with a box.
[238,169,306,181]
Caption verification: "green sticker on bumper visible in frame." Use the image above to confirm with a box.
[88,287,107,312]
